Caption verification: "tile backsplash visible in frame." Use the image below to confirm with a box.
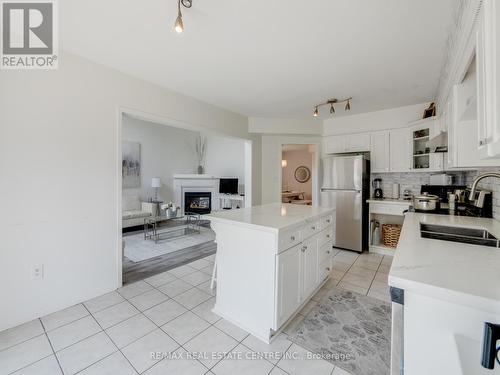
[371,168,500,220]
[370,172,468,198]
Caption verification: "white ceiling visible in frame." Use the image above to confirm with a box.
[61,0,456,118]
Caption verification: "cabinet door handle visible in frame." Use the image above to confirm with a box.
[479,139,487,146]
[326,267,330,271]
[290,236,295,241]
[301,246,307,252]
[326,234,330,238]
[326,219,331,223]
[326,250,330,254]
[311,226,316,230]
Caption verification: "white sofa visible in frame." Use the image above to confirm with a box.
[122,194,156,228]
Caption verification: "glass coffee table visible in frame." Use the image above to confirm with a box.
[143,212,201,244]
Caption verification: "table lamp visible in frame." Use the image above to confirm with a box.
[151,177,161,202]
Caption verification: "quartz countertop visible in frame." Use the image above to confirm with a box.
[206,203,334,233]
[389,213,500,311]
[367,198,412,205]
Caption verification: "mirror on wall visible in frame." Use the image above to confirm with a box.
[294,166,311,183]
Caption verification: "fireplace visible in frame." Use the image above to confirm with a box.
[185,192,212,214]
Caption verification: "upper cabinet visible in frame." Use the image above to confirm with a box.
[345,133,371,152]
[409,118,444,172]
[370,131,390,173]
[477,0,500,158]
[390,128,411,172]
[323,135,345,154]
[323,133,371,154]
[443,2,500,168]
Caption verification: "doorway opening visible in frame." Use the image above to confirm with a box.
[117,110,252,286]
[281,144,316,206]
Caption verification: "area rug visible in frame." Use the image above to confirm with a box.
[288,287,391,375]
[123,226,215,262]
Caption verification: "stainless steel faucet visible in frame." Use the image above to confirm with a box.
[469,172,500,200]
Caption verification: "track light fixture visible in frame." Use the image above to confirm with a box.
[174,0,192,33]
[313,97,352,117]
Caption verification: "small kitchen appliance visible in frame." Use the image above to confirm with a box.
[372,178,383,198]
[413,185,492,217]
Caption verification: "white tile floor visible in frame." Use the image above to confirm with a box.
[0,250,393,375]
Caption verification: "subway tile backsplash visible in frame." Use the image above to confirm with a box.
[370,172,468,198]
[371,168,500,220]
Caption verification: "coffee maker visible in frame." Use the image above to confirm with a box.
[372,178,383,198]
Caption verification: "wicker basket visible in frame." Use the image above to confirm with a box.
[382,224,402,248]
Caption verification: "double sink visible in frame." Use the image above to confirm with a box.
[420,223,500,248]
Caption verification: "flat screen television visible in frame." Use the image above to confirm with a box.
[219,178,238,195]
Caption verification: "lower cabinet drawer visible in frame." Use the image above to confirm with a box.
[318,258,332,282]
[318,228,334,247]
[319,241,333,264]
[278,227,302,252]
[369,202,410,216]
[302,220,320,240]
[320,214,334,230]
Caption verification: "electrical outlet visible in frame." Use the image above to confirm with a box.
[32,265,44,280]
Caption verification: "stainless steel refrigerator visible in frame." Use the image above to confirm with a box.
[320,154,370,253]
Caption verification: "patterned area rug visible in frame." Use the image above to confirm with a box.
[123,226,215,262]
[288,288,391,375]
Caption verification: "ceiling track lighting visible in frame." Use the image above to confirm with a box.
[174,0,192,34]
[313,97,352,117]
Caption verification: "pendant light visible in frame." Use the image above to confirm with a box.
[174,0,192,34]
[313,107,319,117]
[345,99,351,111]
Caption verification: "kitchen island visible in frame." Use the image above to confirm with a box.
[389,213,500,375]
[206,203,335,343]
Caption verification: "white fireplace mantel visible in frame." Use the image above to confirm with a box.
[173,174,218,180]
[173,175,219,214]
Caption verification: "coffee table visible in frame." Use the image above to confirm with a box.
[144,212,201,244]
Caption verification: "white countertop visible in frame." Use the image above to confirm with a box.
[206,203,334,233]
[367,198,412,205]
[389,213,500,311]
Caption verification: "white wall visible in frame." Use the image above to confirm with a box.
[205,135,246,193]
[323,103,430,135]
[249,117,322,135]
[282,148,313,200]
[122,116,198,203]
[0,51,261,331]
[262,135,321,204]
[122,117,246,203]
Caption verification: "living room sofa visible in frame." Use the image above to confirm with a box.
[122,194,156,228]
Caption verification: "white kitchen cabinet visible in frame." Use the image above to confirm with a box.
[444,98,457,168]
[448,48,500,167]
[346,133,371,152]
[409,118,444,172]
[323,133,371,154]
[370,131,390,172]
[209,206,335,343]
[477,0,500,158]
[300,237,319,299]
[323,135,346,154]
[276,244,301,327]
[389,128,411,172]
